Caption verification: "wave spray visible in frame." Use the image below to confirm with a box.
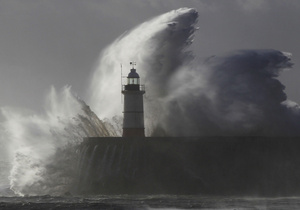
[0,86,116,195]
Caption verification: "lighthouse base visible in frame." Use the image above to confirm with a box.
[122,128,145,137]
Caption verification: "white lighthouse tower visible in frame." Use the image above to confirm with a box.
[122,62,145,137]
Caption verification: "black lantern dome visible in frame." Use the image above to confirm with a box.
[128,69,140,78]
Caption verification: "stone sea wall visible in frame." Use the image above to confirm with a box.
[77,137,300,196]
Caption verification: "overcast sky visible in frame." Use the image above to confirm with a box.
[0,0,299,114]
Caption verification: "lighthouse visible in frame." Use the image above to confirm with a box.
[122,62,145,137]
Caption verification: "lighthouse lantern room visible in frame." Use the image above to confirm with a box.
[122,62,145,137]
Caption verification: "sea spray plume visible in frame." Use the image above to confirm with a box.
[1,86,116,196]
[88,8,300,136]
[160,49,298,136]
[88,8,198,133]
[205,50,295,135]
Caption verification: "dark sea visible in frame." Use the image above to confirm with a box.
[0,195,300,209]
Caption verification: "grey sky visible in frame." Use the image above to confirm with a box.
[0,0,299,113]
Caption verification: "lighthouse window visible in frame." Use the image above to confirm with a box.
[128,78,140,85]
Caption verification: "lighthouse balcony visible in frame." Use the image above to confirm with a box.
[122,84,145,91]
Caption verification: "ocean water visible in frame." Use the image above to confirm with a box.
[0,195,300,209]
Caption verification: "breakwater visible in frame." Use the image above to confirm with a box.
[77,137,300,196]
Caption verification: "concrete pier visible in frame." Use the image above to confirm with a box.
[78,136,300,196]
